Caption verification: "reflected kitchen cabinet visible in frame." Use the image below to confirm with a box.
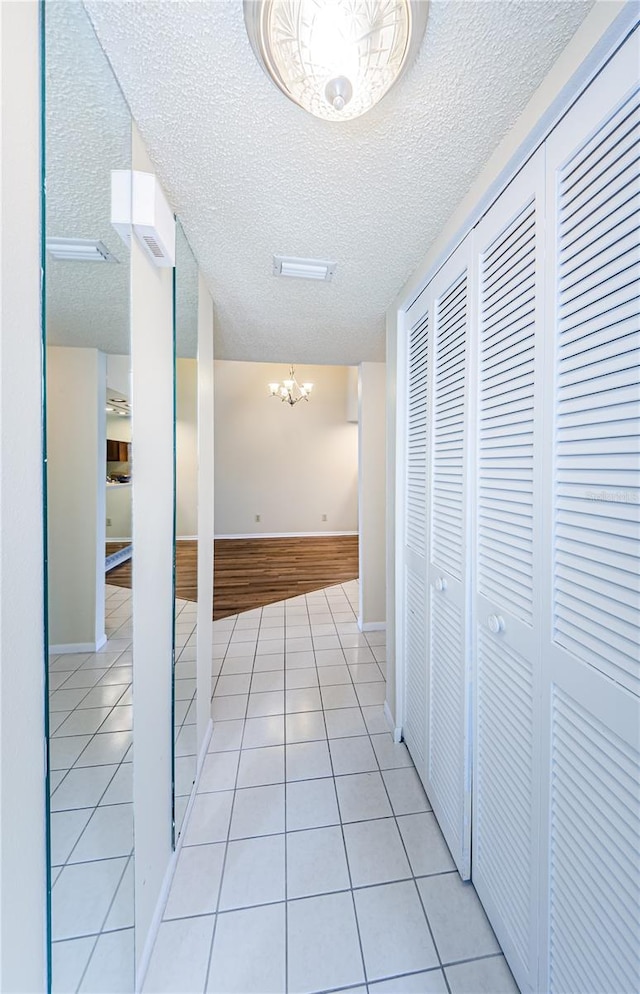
[107,438,131,462]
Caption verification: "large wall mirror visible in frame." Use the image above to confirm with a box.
[44,2,135,990]
[173,221,200,842]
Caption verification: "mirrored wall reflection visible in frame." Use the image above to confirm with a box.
[44,2,134,990]
[173,222,200,842]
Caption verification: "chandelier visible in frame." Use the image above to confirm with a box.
[268,366,314,406]
[244,0,429,122]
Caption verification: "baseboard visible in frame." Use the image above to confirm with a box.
[136,719,213,992]
[176,535,198,541]
[384,700,402,743]
[358,621,386,633]
[49,633,107,654]
[214,531,359,539]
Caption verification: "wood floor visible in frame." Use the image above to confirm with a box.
[106,535,359,619]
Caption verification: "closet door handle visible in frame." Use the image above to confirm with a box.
[487,614,505,634]
[436,576,447,592]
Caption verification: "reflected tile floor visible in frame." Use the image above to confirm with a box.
[49,584,135,993]
[49,585,198,993]
[144,580,519,994]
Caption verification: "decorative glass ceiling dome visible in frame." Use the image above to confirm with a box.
[244,0,429,122]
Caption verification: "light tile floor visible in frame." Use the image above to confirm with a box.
[144,580,520,994]
[49,583,198,992]
[49,583,135,993]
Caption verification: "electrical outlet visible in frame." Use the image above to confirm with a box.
[322,514,327,522]
[106,517,112,526]
[255,514,261,522]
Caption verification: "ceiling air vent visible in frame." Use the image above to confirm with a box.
[47,238,118,263]
[273,255,337,282]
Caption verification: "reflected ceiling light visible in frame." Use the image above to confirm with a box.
[244,0,428,121]
[269,366,314,406]
[47,238,118,263]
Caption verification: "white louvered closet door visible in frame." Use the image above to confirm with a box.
[540,31,640,994]
[424,235,473,879]
[401,297,431,778]
[471,150,545,994]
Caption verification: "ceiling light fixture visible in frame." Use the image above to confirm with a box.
[268,366,314,406]
[47,238,118,263]
[244,0,428,121]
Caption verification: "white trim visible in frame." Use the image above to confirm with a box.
[384,700,402,743]
[49,633,107,654]
[214,531,358,539]
[176,535,198,541]
[136,719,213,992]
[358,621,386,633]
[107,535,132,542]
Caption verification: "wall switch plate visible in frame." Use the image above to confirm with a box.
[322,514,327,521]
[255,514,261,522]
[106,517,112,526]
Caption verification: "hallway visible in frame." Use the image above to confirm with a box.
[143,581,518,994]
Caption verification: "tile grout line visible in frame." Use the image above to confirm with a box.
[161,863,461,922]
[202,604,257,994]
[337,580,454,994]
[283,606,290,994]
[336,582,456,994]
[312,594,370,994]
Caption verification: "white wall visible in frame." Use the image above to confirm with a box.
[130,124,175,980]
[176,357,198,538]
[215,361,358,536]
[47,346,106,650]
[106,484,132,541]
[0,2,47,989]
[106,353,131,398]
[358,363,386,629]
[384,0,634,726]
[106,411,131,444]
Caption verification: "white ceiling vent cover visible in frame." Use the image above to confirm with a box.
[47,238,118,263]
[273,256,337,281]
[111,170,176,268]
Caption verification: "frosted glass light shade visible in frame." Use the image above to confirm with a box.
[244,0,428,121]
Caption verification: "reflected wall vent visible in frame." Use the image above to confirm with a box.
[273,255,337,281]
[46,238,118,263]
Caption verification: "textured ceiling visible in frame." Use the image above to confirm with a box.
[46,1,131,355]
[80,0,593,365]
[45,3,198,358]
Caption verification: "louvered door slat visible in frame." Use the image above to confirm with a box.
[472,151,545,994]
[552,75,640,696]
[431,272,467,579]
[403,570,427,769]
[406,315,429,555]
[549,687,640,994]
[476,628,534,969]
[541,38,640,994]
[402,303,431,778]
[415,238,472,882]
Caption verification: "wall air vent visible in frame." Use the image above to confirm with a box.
[47,238,118,263]
[273,255,337,282]
[111,169,176,268]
